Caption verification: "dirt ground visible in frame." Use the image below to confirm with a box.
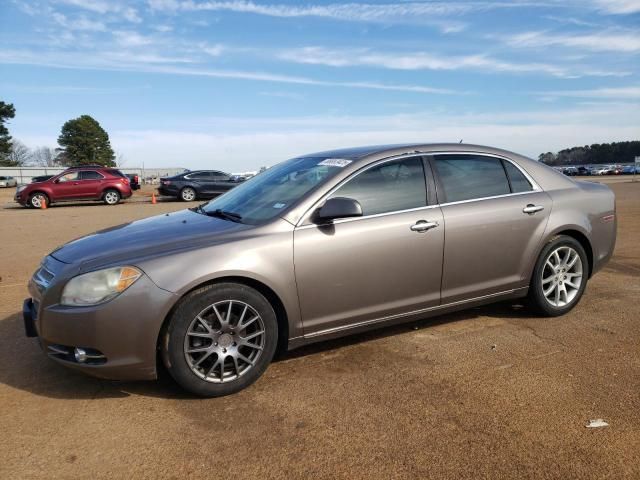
[0,179,639,479]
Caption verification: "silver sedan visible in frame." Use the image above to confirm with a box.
[23,143,616,396]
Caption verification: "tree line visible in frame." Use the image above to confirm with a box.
[0,100,117,168]
[538,141,640,166]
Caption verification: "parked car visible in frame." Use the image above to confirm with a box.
[15,166,132,208]
[562,167,578,176]
[23,143,616,397]
[0,176,17,187]
[593,166,616,175]
[158,170,244,201]
[126,173,141,190]
[31,175,54,183]
[576,166,592,176]
[621,165,639,175]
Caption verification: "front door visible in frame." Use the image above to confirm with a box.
[432,153,552,303]
[294,156,444,336]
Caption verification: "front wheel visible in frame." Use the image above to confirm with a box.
[29,192,49,209]
[528,235,588,316]
[103,189,121,205]
[161,283,278,397]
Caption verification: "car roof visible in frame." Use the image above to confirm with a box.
[299,143,533,162]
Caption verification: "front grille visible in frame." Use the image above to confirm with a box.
[33,265,55,290]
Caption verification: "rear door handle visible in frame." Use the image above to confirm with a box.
[523,204,544,214]
[410,220,439,232]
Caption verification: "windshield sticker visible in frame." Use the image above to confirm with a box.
[318,158,352,168]
[273,203,286,209]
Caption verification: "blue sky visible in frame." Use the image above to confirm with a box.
[1,0,639,170]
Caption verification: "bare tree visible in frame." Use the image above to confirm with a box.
[115,151,126,167]
[7,140,30,166]
[30,146,58,166]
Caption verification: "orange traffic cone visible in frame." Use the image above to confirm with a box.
[151,193,157,204]
[40,198,47,210]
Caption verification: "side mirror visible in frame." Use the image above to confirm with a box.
[317,197,363,221]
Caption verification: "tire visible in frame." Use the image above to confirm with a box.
[103,189,121,205]
[29,192,49,209]
[161,283,278,397]
[528,235,589,317]
[180,187,197,202]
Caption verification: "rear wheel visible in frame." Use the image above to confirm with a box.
[103,189,121,205]
[528,235,588,316]
[29,192,49,209]
[180,187,196,202]
[161,283,278,397]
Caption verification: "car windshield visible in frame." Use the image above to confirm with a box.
[200,157,349,224]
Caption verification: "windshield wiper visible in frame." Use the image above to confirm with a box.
[206,208,243,223]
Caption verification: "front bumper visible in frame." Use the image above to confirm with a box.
[25,273,179,381]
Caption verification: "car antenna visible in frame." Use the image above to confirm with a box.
[459,139,463,143]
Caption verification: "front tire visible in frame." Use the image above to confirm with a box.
[528,235,588,317]
[103,189,121,205]
[180,187,196,202]
[161,283,278,397]
[29,192,49,209]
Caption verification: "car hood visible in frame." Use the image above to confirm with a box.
[50,209,251,269]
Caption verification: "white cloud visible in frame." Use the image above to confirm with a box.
[540,86,640,99]
[52,12,106,31]
[57,0,142,22]
[0,48,460,94]
[507,30,640,53]
[277,46,630,78]
[113,30,155,47]
[591,0,640,14]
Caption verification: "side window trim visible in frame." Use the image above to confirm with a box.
[298,154,433,227]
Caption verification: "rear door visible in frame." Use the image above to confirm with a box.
[294,156,444,335]
[431,153,552,303]
[209,171,235,194]
[77,170,105,198]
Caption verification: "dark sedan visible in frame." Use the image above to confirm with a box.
[158,170,243,201]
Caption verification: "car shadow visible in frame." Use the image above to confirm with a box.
[0,301,531,400]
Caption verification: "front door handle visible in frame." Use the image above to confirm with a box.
[410,220,439,232]
[523,204,544,214]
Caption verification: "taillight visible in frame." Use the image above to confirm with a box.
[162,180,170,185]
[121,178,129,184]
[134,175,139,183]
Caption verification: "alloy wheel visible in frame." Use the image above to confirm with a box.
[183,300,265,383]
[105,191,119,204]
[541,246,583,307]
[181,188,196,201]
[31,194,46,208]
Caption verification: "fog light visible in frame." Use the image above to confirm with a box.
[74,347,87,363]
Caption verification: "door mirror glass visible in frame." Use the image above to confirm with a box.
[317,197,363,221]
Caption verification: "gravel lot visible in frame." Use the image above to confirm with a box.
[1,179,639,479]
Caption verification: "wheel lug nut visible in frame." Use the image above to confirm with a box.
[214,342,218,346]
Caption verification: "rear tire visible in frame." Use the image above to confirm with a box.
[180,187,196,202]
[28,192,49,209]
[161,283,278,397]
[103,189,121,205]
[528,235,588,317]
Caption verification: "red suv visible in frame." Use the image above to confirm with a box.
[15,166,133,208]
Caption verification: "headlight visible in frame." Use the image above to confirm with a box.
[17,185,26,193]
[61,266,142,306]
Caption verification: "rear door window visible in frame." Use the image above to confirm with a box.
[329,157,427,216]
[433,155,511,203]
[80,170,104,180]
